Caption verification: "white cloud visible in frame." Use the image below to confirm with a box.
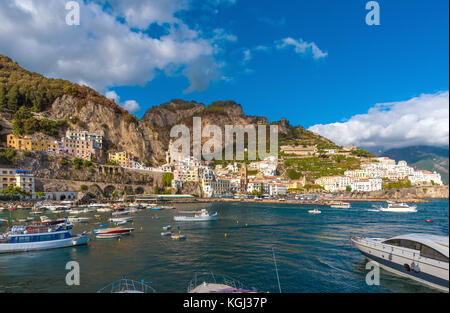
[276,37,328,60]
[309,91,450,149]
[105,90,141,113]
[0,0,236,93]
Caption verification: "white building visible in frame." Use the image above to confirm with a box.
[351,178,382,192]
[408,170,443,186]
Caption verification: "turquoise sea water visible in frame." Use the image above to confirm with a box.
[0,199,448,293]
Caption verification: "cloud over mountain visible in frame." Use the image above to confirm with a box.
[0,0,235,92]
[309,91,449,150]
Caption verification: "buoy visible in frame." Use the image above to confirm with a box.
[236,220,239,224]
[224,233,227,238]
[140,226,143,231]
[245,224,248,227]
[118,238,121,242]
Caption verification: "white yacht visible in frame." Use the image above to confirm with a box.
[351,233,449,292]
[174,209,219,222]
[379,201,417,212]
[188,272,258,293]
[330,201,351,209]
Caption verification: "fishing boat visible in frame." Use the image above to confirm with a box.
[308,208,321,214]
[187,272,258,293]
[351,233,449,292]
[330,201,351,209]
[174,209,219,222]
[151,207,163,211]
[0,219,90,253]
[378,201,417,213]
[97,278,155,293]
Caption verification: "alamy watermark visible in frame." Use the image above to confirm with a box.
[65,261,80,286]
[65,1,80,26]
[170,117,278,162]
[365,260,380,286]
[366,1,380,26]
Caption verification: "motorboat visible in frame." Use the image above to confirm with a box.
[0,219,89,253]
[174,209,219,222]
[68,216,91,223]
[378,201,417,213]
[97,278,155,293]
[96,208,112,212]
[171,234,187,240]
[112,209,132,216]
[93,227,134,236]
[330,201,351,209]
[109,217,133,224]
[351,233,449,292]
[187,272,258,293]
[308,208,321,214]
[163,225,172,231]
[161,231,172,236]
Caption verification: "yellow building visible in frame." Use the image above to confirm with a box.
[108,151,130,163]
[7,134,57,152]
[0,167,35,194]
[185,167,200,182]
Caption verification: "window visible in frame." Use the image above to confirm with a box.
[383,239,421,250]
[421,245,449,262]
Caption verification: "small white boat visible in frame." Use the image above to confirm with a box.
[112,210,131,216]
[162,225,172,231]
[330,201,351,209]
[0,218,7,225]
[171,234,187,240]
[97,208,112,212]
[352,233,449,292]
[68,209,84,215]
[96,234,121,239]
[379,201,417,213]
[161,231,172,236]
[308,208,321,214]
[174,209,219,222]
[109,217,133,224]
[68,216,91,223]
[188,272,258,293]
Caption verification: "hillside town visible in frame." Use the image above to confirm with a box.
[1,128,444,200]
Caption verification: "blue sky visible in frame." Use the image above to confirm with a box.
[0,0,448,149]
[114,0,449,127]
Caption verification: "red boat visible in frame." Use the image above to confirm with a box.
[94,227,134,236]
[425,219,434,223]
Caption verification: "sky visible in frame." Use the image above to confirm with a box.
[0,0,448,150]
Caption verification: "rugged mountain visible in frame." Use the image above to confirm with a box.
[381,146,449,184]
[1,53,339,167]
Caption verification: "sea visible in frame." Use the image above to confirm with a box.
[0,199,448,293]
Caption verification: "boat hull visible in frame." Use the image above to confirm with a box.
[352,237,449,292]
[174,215,218,222]
[0,234,90,254]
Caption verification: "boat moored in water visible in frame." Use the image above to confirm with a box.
[308,208,321,214]
[378,201,417,213]
[0,219,90,253]
[351,233,449,292]
[330,201,351,209]
[174,209,219,222]
[188,272,258,293]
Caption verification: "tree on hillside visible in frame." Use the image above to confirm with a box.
[6,85,20,111]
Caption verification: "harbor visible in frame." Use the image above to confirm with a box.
[0,199,448,293]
